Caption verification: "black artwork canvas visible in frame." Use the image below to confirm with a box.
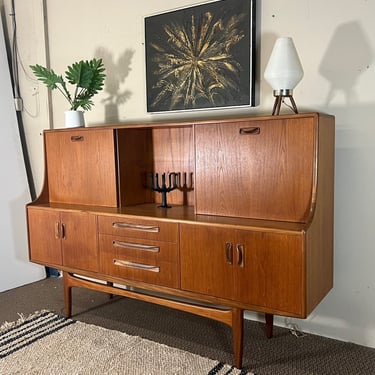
[145,0,256,112]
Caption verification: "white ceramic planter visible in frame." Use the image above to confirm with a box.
[64,110,85,128]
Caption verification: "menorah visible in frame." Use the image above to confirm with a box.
[149,172,178,208]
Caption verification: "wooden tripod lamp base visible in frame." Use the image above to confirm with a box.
[272,89,299,116]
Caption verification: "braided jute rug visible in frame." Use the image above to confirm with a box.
[0,310,252,374]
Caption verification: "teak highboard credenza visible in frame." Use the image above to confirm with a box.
[27,113,335,368]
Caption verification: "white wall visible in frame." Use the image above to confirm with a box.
[3,0,375,348]
[0,14,45,292]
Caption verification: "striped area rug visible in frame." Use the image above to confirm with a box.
[0,310,252,374]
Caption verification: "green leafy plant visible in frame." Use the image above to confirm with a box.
[30,58,106,111]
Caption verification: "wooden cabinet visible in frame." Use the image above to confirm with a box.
[27,207,98,272]
[180,224,303,315]
[27,113,334,368]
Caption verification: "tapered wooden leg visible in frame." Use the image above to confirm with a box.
[232,308,244,369]
[107,281,114,299]
[63,273,72,318]
[265,313,274,338]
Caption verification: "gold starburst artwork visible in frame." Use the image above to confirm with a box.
[145,0,255,112]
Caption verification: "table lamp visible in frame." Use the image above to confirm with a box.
[264,37,304,115]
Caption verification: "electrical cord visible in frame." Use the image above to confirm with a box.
[8,0,36,200]
[9,0,22,109]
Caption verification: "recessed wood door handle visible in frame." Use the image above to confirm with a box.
[70,135,84,142]
[236,244,244,267]
[61,223,66,240]
[225,242,233,265]
[54,222,66,239]
[239,127,260,135]
[54,222,60,239]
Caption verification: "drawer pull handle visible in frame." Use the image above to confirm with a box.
[113,240,160,253]
[239,127,260,135]
[112,222,160,233]
[113,259,160,272]
[70,135,84,142]
[236,244,244,267]
[225,242,233,265]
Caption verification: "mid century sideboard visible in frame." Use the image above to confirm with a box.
[27,112,335,368]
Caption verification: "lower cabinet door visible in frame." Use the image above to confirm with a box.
[27,207,62,266]
[61,211,99,272]
[180,224,235,300]
[99,234,179,288]
[235,230,304,315]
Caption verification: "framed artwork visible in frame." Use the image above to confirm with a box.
[144,0,256,113]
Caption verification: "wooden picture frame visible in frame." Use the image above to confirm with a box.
[144,0,256,113]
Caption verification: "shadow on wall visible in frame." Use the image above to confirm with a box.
[95,47,135,123]
[277,25,375,346]
[319,21,373,106]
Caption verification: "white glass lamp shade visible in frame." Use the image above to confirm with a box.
[264,37,304,95]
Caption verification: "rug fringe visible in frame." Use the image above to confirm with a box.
[0,309,51,332]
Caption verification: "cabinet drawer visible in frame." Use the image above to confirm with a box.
[99,234,178,288]
[99,234,177,263]
[98,215,178,242]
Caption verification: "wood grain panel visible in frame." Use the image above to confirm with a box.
[45,128,117,206]
[180,223,235,300]
[116,128,154,206]
[27,207,62,266]
[60,211,98,272]
[235,230,304,315]
[194,117,316,222]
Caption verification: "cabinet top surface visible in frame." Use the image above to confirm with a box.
[28,202,307,234]
[43,112,331,133]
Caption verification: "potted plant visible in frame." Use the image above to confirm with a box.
[30,58,106,127]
